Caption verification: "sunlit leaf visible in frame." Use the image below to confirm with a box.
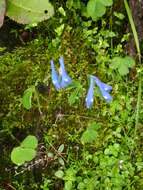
[6,0,54,24]
[21,135,38,149]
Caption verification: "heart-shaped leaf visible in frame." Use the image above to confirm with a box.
[0,0,6,28]
[6,0,54,24]
[11,135,38,165]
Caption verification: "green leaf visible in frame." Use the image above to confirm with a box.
[110,56,135,76]
[58,144,64,153]
[65,181,73,190]
[21,135,38,149]
[11,147,36,165]
[87,0,106,21]
[22,86,35,110]
[68,81,82,105]
[101,0,113,6]
[6,0,54,24]
[0,0,6,28]
[55,170,64,179]
[124,56,135,68]
[68,88,79,105]
[81,129,98,144]
[118,64,129,76]
[81,123,101,144]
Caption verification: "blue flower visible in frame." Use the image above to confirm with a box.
[50,57,72,90]
[91,76,112,93]
[85,75,112,108]
[85,77,94,109]
[51,60,60,90]
[59,57,72,89]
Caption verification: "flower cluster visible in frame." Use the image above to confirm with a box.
[51,58,113,108]
[86,75,112,109]
[50,57,72,90]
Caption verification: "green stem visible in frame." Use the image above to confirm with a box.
[124,0,142,137]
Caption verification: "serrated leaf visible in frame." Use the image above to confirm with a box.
[81,122,101,144]
[87,0,106,21]
[22,86,35,110]
[0,0,6,28]
[110,56,135,76]
[6,0,54,25]
[21,135,38,149]
[81,129,98,144]
[11,147,36,165]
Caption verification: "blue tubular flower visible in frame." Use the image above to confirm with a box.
[85,77,94,109]
[50,60,60,90]
[100,82,112,93]
[59,57,72,89]
[91,76,112,92]
[91,75,112,102]
[98,85,113,102]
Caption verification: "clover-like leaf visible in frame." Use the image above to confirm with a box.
[11,135,38,165]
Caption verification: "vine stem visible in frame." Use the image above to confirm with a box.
[124,0,142,138]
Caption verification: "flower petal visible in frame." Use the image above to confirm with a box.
[91,75,112,102]
[100,82,112,92]
[91,75,112,92]
[85,77,94,109]
[51,60,60,90]
[98,86,112,102]
[59,57,72,89]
